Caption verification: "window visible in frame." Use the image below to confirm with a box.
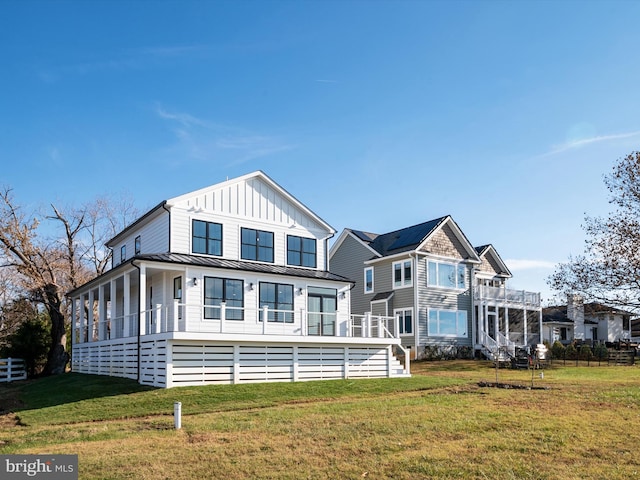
[427,260,466,289]
[393,260,412,288]
[287,235,316,268]
[173,276,183,320]
[364,267,374,294]
[623,315,630,331]
[135,235,141,255]
[428,309,468,337]
[204,277,244,320]
[241,228,274,262]
[259,282,294,323]
[120,245,126,263]
[395,308,413,335]
[192,220,223,256]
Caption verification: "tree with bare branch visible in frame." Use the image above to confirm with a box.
[0,188,138,375]
[549,151,640,312]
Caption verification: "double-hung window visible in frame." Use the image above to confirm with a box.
[241,228,274,262]
[204,277,244,320]
[393,260,412,288]
[395,308,413,335]
[287,235,316,268]
[428,309,468,337]
[192,220,222,256]
[364,267,374,294]
[259,282,294,323]
[427,260,466,289]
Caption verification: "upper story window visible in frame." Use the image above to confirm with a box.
[192,220,222,256]
[135,235,141,255]
[204,277,244,320]
[259,282,294,323]
[393,260,412,288]
[241,228,274,263]
[120,245,126,264]
[364,267,374,294]
[287,235,316,268]
[428,260,466,289]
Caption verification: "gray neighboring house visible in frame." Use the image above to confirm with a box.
[329,216,542,360]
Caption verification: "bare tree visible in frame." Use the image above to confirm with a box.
[0,188,138,375]
[549,152,640,312]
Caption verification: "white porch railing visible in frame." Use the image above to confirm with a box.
[75,302,401,343]
[0,358,27,382]
[478,330,517,360]
[474,285,541,307]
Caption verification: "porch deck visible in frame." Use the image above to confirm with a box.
[474,285,541,308]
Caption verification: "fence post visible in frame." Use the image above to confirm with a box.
[8,357,12,381]
[262,306,269,334]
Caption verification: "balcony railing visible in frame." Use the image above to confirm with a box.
[75,301,400,344]
[474,285,541,307]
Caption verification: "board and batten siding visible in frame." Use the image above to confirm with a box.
[169,177,331,268]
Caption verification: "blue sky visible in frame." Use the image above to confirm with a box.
[2,0,640,304]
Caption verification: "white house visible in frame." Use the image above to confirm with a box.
[69,172,409,387]
[542,294,633,345]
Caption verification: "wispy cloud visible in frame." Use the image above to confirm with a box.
[155,105,295,166]
[505,259,557,271]
[541,130,640,157]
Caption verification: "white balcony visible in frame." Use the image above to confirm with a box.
[474,285,541,308]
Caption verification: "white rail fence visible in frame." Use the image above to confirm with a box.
[0,358,27,383]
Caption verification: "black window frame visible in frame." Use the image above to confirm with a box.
[259,282,294,323]
[241,227,274,263]
[203,276,244,320]
[120,245,126,264]
[192,219,223,256]
[286,235,317,268]
[135,235,141,255]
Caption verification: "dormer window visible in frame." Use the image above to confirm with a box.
[192,220,222,256]
[241,228,274,263]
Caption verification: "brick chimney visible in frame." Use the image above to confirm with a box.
[567,294,585,340]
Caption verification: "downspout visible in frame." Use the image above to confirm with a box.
[131,260,142,383]
[323,232,335,271]
[411,252,419,360]
[162,202,172,253]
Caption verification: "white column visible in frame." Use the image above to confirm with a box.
[98,284,105,341]
[79,295,86,342]
[523,308,528,346]
[505,307,510,342]
[123,272,131,337]
[139,264,147,336]
[88,290,95,342]
[71,298,78,345]
[110,279,117,339]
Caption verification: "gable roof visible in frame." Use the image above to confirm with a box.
[341,215,480,262]
[107,171,334,248]
[475,244,512,278]
[542,302,633,323]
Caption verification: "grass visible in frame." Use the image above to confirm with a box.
[1,361,640,479]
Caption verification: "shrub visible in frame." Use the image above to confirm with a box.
[5,316,50,377]
[579,344,593,361]
[565,343,578,360]
[593,343,608,361]
[551,340,566,360]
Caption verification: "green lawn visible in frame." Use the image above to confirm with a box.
[2,361,640,479]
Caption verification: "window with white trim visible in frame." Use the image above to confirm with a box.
[428,309,468,337]
[427,260,466,289]
[392,260,412,288]
[364,267,374,294]
[287,235,316,268]
[120,245,126,264]
[394,308,413,335]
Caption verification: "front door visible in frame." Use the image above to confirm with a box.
[307,287,337,336]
